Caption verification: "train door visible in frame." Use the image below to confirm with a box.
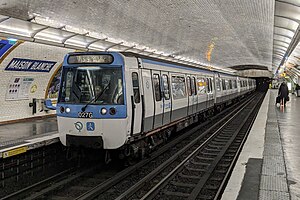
[130,69,143,135]
[207,77,214,107]
[152,70,163,129]
[161,72,171,125]
[210,77,215,107]
[187,76,193,115]
[141,69,154,132]
[191,76,197,114]
[196,76,207,112]
[187,76,197,115]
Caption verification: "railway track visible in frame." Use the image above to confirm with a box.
[1,92,263,200]
[115,92,264,200]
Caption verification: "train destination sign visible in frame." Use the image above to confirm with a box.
[5,58,56,72]
[68,54,114,64]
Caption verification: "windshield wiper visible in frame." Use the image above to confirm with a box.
[81,81,110,112]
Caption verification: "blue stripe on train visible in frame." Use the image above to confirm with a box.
[56,104,127,119]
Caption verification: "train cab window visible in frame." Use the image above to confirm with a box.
[222,79,226,90]
[162,75,170,100]
[172,76,186,99]
[59,66,124,105]
[191,77,197,95]
[132,72,140,103]
[197,78,206,94]
[186,76,192,96]
[153,74,162,101]
[216,78,221,91]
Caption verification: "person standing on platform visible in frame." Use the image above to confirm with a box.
[278,82,289,106]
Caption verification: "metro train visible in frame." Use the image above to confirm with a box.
[46,51,256,158]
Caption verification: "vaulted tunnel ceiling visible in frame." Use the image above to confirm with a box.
[0,0,299,75]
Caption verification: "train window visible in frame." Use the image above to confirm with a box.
[233,80,237,88]
[207,78,211,93]
[216,78,221,91]
[209,78,213,92]
[225,80,230,90]
[229,80,232,89]
[222,79,226,90]
[59,67,124,105]
[172,76,186,99]
[191,77,196,95]
[132,72,140,103]
[162,75,170,100]
[153,74,162,101]
[186,76,192,96]
[197,78,206,94]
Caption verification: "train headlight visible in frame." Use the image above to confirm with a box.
[109,107,116,115]
[65,107,71,113]
[60,106,65,113]
[101,108,107,115]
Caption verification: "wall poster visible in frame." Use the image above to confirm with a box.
[6,76,34,100]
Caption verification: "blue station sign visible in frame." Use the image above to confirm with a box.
[5,58,57,72]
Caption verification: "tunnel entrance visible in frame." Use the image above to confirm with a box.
[255,77,271,92]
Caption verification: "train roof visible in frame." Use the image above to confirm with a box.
[120,52,237,77]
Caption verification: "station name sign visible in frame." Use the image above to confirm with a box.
[5,58,57,72]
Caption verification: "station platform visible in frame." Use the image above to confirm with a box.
[0,116,58,159]
[222,89,300,200]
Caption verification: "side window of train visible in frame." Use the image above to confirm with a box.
[191,77,196,95]
[209,78,213,92]
[197,78,206,94]
[206,78,211,93]
[225,79,230,90]
[153,74,162,101]
[171,76,186,99]
[233,80,237,88]
[216,78,221,91]
[186,76,192,96]
[132,72,140,103]
[162,75,170,100]
[229,80,232,89]
[222,79,226,90]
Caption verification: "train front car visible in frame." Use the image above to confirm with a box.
[57,52,128,149]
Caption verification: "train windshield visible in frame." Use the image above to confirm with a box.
[58,66,124,105]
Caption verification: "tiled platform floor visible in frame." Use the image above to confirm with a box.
[223,90,300,200]
[0,116,57,143]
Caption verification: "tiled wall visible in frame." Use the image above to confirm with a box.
[0,41,73,122]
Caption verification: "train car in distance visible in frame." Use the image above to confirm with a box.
[46,51,256,159]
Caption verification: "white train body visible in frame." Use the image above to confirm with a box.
[55,52,256,149]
